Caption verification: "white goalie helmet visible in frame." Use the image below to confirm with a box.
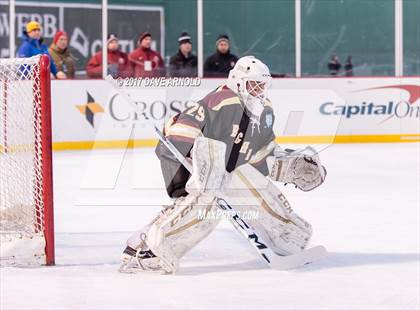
[227,55,272,117]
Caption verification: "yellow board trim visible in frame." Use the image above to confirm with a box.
[50,134,419,151]
[52,139,158,151]
[275,134,420,144]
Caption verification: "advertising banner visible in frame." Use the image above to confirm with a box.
[50,77,420,150]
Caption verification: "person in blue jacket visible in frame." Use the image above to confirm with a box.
[17,21,62,78]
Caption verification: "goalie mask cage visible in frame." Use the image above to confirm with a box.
[0,55,55,266]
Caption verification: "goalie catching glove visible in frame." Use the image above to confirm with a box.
[270,146,327,192]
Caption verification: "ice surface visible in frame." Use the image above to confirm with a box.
[1,143,419,310]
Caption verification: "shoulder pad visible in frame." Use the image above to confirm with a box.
[205,88,242,111]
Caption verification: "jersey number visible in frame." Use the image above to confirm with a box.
[185,101,205,122]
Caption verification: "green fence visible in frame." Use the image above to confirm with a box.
[6,0,420,76]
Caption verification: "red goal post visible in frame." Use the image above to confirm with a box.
[0,55,54,266]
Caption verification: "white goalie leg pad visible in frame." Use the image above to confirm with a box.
[226,164,313,255]
[126,208,165,250]
[186,137,229,197]
[122,204,176,273]
[144,194,221,273]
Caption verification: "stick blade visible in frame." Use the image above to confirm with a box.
[269,245,327,270]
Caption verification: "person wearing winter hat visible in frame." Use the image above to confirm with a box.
[169,31,197,77]
[49,31,76,79]
[203,34,238,77]
[86,33,133,78]
[17,21,59,77]
[128,31,165,77]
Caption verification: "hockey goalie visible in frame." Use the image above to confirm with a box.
[120,56,327,273]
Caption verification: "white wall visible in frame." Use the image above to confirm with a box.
[51,77,420,149]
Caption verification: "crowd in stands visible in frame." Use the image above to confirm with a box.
[17,20,239,79]
[17,20,355,79]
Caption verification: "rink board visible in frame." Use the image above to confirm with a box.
[50,78,420,150]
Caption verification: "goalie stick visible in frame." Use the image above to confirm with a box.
[105,75,327,270]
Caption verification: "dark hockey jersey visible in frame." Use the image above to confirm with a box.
[155,85,276,198]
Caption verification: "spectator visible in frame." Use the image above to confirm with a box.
[86,33,132,78]
[204,34,238,77]
[169,32,197,77]
[328,55,341,76]
[129,31,165,77]
[17,21,59,77]
[345,56,354,77]
[49,31,76,79]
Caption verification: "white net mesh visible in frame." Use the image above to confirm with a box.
[0,56,48,265]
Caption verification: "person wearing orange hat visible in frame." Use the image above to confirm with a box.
[49,31,76,79]
[17,21,59,77]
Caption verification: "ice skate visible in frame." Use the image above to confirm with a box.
[119,234,176,274]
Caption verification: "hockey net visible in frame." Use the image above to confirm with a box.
[0,55,54,266]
